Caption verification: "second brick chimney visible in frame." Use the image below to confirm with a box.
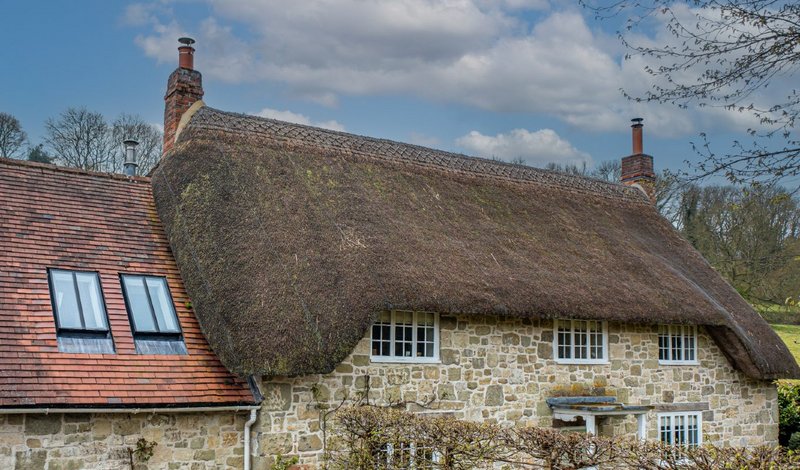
[163,37,204,155]
[621,118,656,202]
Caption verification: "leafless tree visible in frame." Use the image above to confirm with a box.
[0,112,27,159]
[110,113,162,175]
[583,0,800,191]
[45,107,114,171]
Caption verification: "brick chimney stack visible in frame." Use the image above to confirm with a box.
[621,118,656,202]
[163,37,203,155]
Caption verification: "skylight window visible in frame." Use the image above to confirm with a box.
[120,274,186,355]
[48,269,114,354]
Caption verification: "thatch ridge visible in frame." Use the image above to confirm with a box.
[187,107,648,203]
[151,107,800,380]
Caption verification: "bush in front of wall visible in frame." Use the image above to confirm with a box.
[779,380,800,446]
[325,405,800,469]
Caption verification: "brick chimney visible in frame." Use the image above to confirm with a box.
[163,37,203,155]
[621,118,655,202]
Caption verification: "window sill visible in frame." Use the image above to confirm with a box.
[554,359,610,366]
[658,361,699,366]
[370,357,441,365]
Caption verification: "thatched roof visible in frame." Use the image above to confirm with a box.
[151,106,799,380]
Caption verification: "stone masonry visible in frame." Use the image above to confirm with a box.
[1,411,246,470]
[253,313,779,468]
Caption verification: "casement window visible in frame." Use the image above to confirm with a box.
[120,274,186,355]
[658,412,702,448]
[371,311,439,363]
[658,325,698,364]
[48,269,114,354]
[553,320,608,364]
[382,443,441,468]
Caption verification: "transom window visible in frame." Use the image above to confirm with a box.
[659,325,698,364]
[554,320,607,364]
[371,311,439,363]
[120,274,186,355]
[658,412,702,448]
[48,269,114,354]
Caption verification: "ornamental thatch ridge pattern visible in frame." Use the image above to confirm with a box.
[188,107,646,203]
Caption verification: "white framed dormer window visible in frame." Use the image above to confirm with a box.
[371,311,439,363]
[553,320,608,364]
[658,412,702,448]
[658,325,698,365]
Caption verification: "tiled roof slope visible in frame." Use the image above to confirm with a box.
[0,158,255,408]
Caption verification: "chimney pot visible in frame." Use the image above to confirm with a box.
[631,117,644,154]
[123,139,139,177]
[178,37,196,70]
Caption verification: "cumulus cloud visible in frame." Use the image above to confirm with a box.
[254,108,346,132]
[456,128,590,167]
[130,1,770,137]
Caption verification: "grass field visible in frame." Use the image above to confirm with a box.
[772,324,800,363]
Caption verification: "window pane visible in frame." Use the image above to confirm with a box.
[75,272,107,329]
[394,312,414,357]
[660,416,671,444]
[557,321,571,359]
[124,276,156,332]
[685,333,695,361]
[146,277,179,332]
[671,333,683,361]
[51,270,81,329]
[688,415,699,447]
[659,327,669,361]
[574,321,587,359]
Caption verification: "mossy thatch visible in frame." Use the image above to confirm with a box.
[151,106,800,380]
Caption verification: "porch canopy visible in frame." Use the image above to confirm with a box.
[546,396,652,439]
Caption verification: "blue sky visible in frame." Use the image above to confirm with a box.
[0,1,768,176]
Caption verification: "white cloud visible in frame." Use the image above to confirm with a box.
[456,128,591,167]
[254,108,346,132]
[132,1,777,138]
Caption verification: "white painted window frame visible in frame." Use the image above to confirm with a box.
[384,442,442,468]
[656,411,703,448]
[553,319,609,365]
[658,325,699,365]
[370,311,440,364]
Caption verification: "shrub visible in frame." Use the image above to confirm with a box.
[779,381,800,446]
[327,405,800,469]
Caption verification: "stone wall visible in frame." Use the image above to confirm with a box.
[252,314,779,468]
[0,411,246,470]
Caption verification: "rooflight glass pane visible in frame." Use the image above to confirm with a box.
[124,276,156,332]
[146,277,179,332]
[51,270,81,329]
[75,272,107,329]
